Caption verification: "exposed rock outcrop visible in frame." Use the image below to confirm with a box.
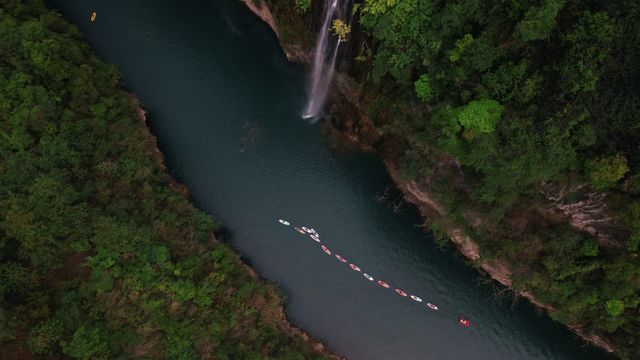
[242,0,311,63]
[540,181,626,247]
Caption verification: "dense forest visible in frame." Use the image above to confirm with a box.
[274,0,640,358]
[0,1,326,358]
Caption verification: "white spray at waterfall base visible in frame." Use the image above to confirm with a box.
[302,0,344,121]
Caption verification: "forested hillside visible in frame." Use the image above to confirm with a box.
[0,1,324,358]
[283,0,640,357]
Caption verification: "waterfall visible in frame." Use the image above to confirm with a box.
[302,0,343,120]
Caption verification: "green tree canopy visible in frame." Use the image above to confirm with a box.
[586,154,629,190]
[456,99,504,134]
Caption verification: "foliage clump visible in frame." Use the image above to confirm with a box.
[332,19,351,42]
[586,154,629,191]
[294,0,311,14]
[414,74,434,103]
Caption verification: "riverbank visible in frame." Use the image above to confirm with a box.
[382,158,615,353]
[131,95,344,360]
[241,0,618,355]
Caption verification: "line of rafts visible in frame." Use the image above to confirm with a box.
[278,219,471,328]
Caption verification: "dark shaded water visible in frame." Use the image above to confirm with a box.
[50,1,612,359]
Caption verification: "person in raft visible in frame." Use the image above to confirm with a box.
[458,316,471,327]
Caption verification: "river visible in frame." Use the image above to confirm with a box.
[49,1,612,359]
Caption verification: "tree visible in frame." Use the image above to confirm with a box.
[332,19,351,42]
[414,74,434,102]
[62,325,111,360]
[515,0,565,43]
[456,99,504,134]
[294,0,311,14]
[27,318,63,355]
[605,299,625,316]
[448,34,473,63]
[586,154,629,190]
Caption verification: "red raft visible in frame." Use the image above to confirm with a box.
[458,317,471,327]
[395,289,408,297]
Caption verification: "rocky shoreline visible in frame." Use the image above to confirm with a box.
[383,158,614,353]
[241,0,615,354]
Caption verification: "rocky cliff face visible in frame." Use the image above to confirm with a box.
[241,0,616,353]
[539,181,626,248]
[241,0,311,63]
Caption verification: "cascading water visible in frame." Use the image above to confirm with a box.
[302,0,345,120]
